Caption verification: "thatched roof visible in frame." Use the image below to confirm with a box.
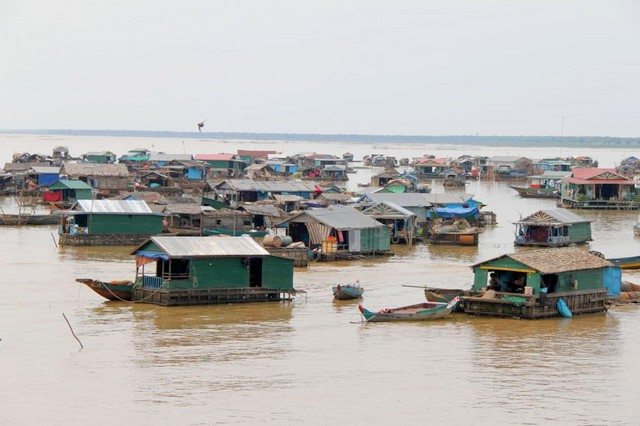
[474,247,612,274]
[62,163,129,177]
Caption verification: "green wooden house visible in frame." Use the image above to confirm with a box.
[465,247,618,318]
[82,151,117,163]
[514,208,592,247]
[560,168,640,209]
[58,199,164,246]
[46,180,93,204]
[130,236,295,305]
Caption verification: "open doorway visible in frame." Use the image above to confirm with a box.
[249,258,262,287]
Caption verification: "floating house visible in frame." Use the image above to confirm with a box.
[486,156,533,179]
[148,153,193,168]
[412,158,448,178]
[163,159,207,181]
[535,158,572,172]
[195,153,245,177]
[319,165,348,181]
[44,180,93,204]
[26,166,61,187]
[559,168,640,209]
[61,163,130,194]
[276,205,390,257]
[362,201,417,245]
[82,151,117,164]
[213,180,319,207]
[370,168,400,187]
[243,163,279,180]
[342,152,354,162]
[236,149,277,163]
[465,248,619,318]
[163,203,206,235]
[514,209,592,247]
[58,199,164,246]
[131,236,296,306]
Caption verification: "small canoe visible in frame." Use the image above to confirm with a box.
[358,297,460,322]
[202,228,269,238]
[76,278,133,301]
[606,256,640,269]
[0,213,59,226]
[332,284,364,300]
[509,186,558,198]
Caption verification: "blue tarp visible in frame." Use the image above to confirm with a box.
[134,250,169,260]
[434,205,480,219]
[604,266,622,297]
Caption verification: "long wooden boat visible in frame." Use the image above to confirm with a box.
[509,186,558,198]
[202,227,269,238]
[358,297,459,322]
[606,256,640,270]
[332,284,364,300]
[76,278,133,301]
[0,213,59,226]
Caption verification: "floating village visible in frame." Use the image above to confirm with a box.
[3,146,640,320]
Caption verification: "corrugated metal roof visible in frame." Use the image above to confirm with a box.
[285,205,384,230]
[74,199,153,214]
[30,166,61,174]
[62,163,129,177]
[488,156,530,162]
[516,208,589,225]
[147,235,269,257]
[361,192,474,207]
[273,194,304,202]
[528,171,572,179]
[148,153,193,162]
[216,179,318,192]
[194,153,236,161]
[48,179,92,190]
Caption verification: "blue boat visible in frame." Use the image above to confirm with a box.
[332,283,364,300]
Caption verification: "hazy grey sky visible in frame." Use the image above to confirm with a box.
[1,0,639,136]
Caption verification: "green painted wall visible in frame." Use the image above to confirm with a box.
[190,258,249,289]
[73,189,93,200]
[480,257,531,271]
[86,214,163,235]
[359,227,391,252]
[556,269,604,292]
[526,273,541,292]
[569,223,592,242]
[473,268,488,290]
[261,256,294,290]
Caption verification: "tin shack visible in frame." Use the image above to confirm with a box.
[465,248,619,318]
[277,205,390,258]
[514,209,592,247]
[58,199,164,246]
[131,236,295,306]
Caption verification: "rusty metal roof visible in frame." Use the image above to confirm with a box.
[147,236,269,257]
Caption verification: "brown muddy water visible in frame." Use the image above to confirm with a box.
[2,134,640,423]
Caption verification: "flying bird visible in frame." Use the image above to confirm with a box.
[197,120,206,132]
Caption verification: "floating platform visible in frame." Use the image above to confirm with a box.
[132,287,298,306]
[463,289,608,319]
[59,233,154,246]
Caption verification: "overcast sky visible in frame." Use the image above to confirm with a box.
[1,1,639,136]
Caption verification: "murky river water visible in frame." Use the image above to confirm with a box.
[2,134,640,424]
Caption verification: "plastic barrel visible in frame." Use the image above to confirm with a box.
[281,236,293,247]
[272,236,283,247]
[263,235,275,247]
